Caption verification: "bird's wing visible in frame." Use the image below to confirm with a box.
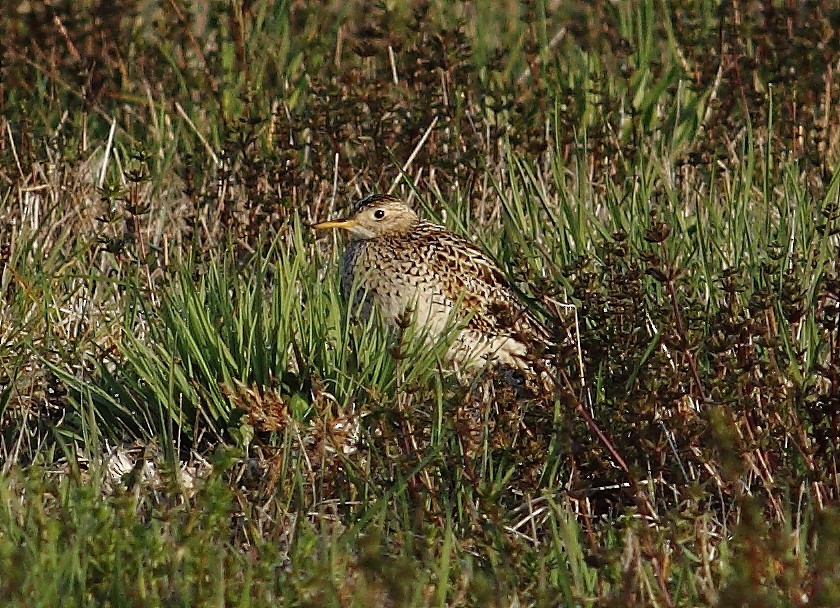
[420,225,552,346]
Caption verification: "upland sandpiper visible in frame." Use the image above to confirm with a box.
[313,193,553,385]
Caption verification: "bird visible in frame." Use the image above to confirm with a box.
[312,193,553,388]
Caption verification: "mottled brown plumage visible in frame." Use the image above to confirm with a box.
[313,193,552,381]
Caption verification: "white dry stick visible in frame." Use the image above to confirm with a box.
[388,45,399,84]
[330,151,340,214]
[516,27,567,84]
[334,25,344,67]
[388,116,439,194]
[99,118,117,188]
[5,121,24,178]
[405,166,423,206]
[551,297,589,412]
[701,63,725,129]
[175,102,220,166]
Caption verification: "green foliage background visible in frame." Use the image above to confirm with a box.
[1,0,840,605]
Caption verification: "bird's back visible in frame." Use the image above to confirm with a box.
[341,220,551,373]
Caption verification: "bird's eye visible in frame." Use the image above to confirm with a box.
[373,209,386,220]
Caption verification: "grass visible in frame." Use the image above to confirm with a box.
[2,0,840,605]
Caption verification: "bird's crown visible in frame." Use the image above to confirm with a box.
[351,192,404,215]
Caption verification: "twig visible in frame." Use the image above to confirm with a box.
[99,118,117,188]
[388,116,439,194]
[516,27,567,83]
[388,45,399,84]
[175,102,220,166]
[52,13,82,64]
[330,152,340,213]
[5,121,24,178]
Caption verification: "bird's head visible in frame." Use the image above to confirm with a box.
[312,194,420,240]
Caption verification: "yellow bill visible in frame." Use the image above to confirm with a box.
[312,218,357,231]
